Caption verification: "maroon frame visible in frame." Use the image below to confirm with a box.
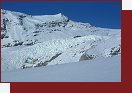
[1,0,132,93]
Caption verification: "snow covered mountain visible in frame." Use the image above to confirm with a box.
[1,9,121,72]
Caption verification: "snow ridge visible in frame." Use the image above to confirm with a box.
[1,9,121,71]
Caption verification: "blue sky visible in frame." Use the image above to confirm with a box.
[2,2,121,29]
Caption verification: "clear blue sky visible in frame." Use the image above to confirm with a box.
[2,2,121,29]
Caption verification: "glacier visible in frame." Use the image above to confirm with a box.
[1,9,121,82]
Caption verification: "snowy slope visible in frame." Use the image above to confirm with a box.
[1,9,121,72]
[2,55,121,82]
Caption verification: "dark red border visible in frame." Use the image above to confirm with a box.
[121,10,132,91]
[1,0,132,93]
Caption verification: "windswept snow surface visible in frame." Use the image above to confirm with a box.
[2,55,121,82]
[1,9,121,82]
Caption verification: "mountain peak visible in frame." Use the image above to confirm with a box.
[56,13,63,16]
[1,9,121,73]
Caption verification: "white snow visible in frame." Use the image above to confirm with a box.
[2,55,121,82]
[1,9,121,82]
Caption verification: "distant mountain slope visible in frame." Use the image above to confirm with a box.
[1,9,121,71]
